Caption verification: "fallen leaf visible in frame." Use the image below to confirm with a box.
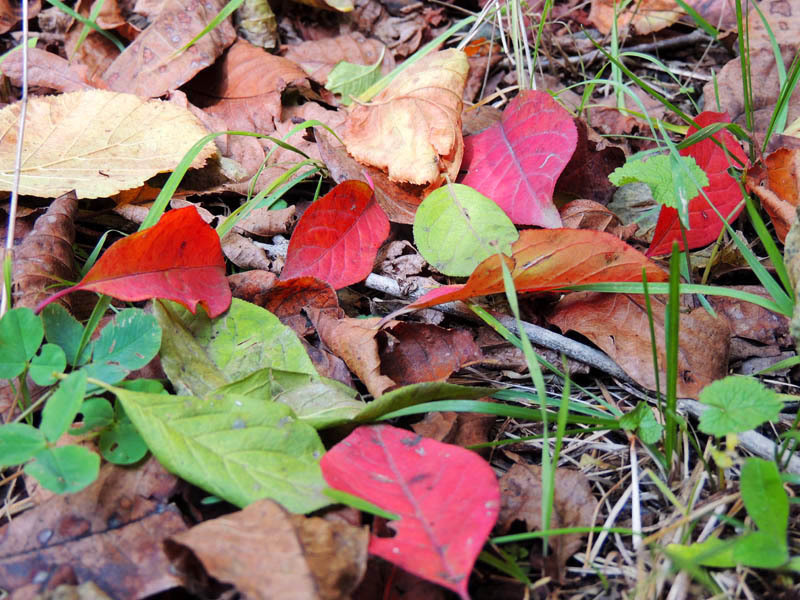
[234,205,297,237]
[589,0,683,35]
[259,276,340,336]
[405,228,668,312]
[559,199,638,240]
[0,48,96,92]
[64,0,121,80]
[0,0,39,34]
[377,322,483,385]
[0,460,183,597]
[294,0,354,11]
[460,90,577,227]
[682,0,737,30]
[284,33,394,85]
[0,90,216,198]
[547,292,730,397]
[498,462,598,582]
[647,111,749,256]
[343,49,468,185]
[228,269,279,304]
[221,230,272,270]
[37,207,231,318]
[745,147,800,241]
[411,408,495,451]
[167,499,368,600]
[12,191,78,311]
[747,0,799,51]
[321,424,501,600]
[587,87,667,138]
[281,180,390,289]
[102,0,235,97]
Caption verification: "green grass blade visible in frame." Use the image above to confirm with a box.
[172,0,245,57]
[664,246,681,466]
[45,0,125,52]
[674,0,720,38]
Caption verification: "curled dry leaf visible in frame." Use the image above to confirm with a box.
[498,462,598,583]
[258,276,340,337]
[559,200,638,240]
[746,147,800,242]
[0,90,216,199]
[342,49,468,185]
[589,0,683,35]
[284,33,394,85]
[167,499,368,600]
[102,0,235,97]
[547,292,730,398]
[12,191,78,311]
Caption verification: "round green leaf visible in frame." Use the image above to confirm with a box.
[0,307,43,378]
[71,397,114,435]
[25,445,100,494]
[30,343,67,386]
[100,421,148,465]
[413,183,518,276]
[0,423,46,466]
[698,376,783,436]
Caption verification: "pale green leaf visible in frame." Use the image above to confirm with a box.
[740,457,788,538]
[0,307,42,379]
[0,423,46,466]
[698,376,783,436]
[356,382,490,423]
[25,445,100,494]
[608,154,708,210]
[326,49,384,105]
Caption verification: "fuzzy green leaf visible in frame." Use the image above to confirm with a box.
[698,376,783,436]
[609,154,708,210]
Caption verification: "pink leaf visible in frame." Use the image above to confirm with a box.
[460,90,577,227]
[321,424,500,600]
[280,180,390,289]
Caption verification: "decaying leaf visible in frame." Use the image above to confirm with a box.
[0,90,216,198]
[0,48,96,92]
[559,200,638,240]
[284,33,394,85]
[0,0,40,34]
[342,49,468,185]
[589,0,684,35]
[746,147,800,242]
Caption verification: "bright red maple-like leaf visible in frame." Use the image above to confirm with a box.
[36,206,231,318]
[321,424,500,600]
[460,90,577,227]
[280,180,390,289]
[401,228,668,311]
[647,111,749,256]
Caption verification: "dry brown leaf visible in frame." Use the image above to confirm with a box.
[63,0,121,80]
[308,308,396,397]
[167,499,368,600]
[411,409,495,450]
[0,0,40,34]
[0,459,182,597]
[747,0,798,51]
[228,269,279,304]
[708,286,791,349]
[498,462,598,582]
[221,231,272,270]
[0,48,96,92]
[234,205,297,237]
[284,33,394,85]
[589,0,683,34]
[102,0,235,97]
[746,147,800,241]
[559,199,638,240]
[682,0,737,30]
[588,87,667,137]
[293,0,354,12]
[0,90,216,198]
[548,292,730,398]
[12,191,77,311]
[342,49,468,185]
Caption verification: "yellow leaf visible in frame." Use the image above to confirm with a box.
[342,49,468,186]
[0,90,216,199]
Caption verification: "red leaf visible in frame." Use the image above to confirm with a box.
[460,90,577,227]
[281,180,390,289]
[647,111,749,256]
[37,207,230,318]
[405,228,668,311]
[321,425,500,600]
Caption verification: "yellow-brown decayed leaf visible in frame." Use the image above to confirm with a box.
[292,0,353,12]
[589,0,683,35]
[0,90,216,199]
[342,49,468,185]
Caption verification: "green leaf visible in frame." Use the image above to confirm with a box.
[100,419,148,465]
[740,457,788,538]
[29,343,67,386]
[608,154,708,210]
[0,423,46,466]
[112,385,329,513]
[83,308,161,385]
[356,382,490,423]
[733,530,788,568]
[413,183,518,277]
[666,537,737,568]
[40,370,88,443]
[156,299,316,396]
[619,402,663,444]
[0,307,43,378]
[698,376,783,436]
[25,445,100,494]
[42,303,87,365]
[72,397,114,434]
[326,50,384,105]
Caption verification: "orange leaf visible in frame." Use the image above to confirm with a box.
[37,207,230,318]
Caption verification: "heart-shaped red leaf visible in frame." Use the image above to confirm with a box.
[281,180,390,289]
[404,228,668,310]
[321,424,500,600]
[460,90,577,227]
[647,111,749,256]
[37,206,230,317]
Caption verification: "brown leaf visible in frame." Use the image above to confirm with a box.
[547,292,730,398]
[283,33,394,85]
[681,0,737,30]
[228,269,279,304]
[234,205,297,237]
[559,199,638,240]
[102,0,235,97]
[498,462,598,582]
[709,286,791,347]
[342,49,468,185]
[0,0,40,34]
[376,322,482,385]
[259,276,340,336]
[308,308,396,397]
[0,460,182,598]
[588,87,667,137]
[589,0,683,34]
[167,499,368,600]
[411,408,495,450]
[0,48,96,92]
[220,230,272,270]
[745,147,800,241]
[12,191,78,310]
[64,0,121,80]
[747,0,799,51]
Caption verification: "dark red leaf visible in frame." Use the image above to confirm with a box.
[281,180,390,289]
[647,111,749,256]
[37,207,230,317]
[460,90,577,227]
[321,424,500,600]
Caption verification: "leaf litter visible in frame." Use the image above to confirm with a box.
[1,0,800,598]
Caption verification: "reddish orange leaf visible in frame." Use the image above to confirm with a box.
[37,207,230,318]
[745,147,800,242]
[406,229,668,310]
[281,180,390,289]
